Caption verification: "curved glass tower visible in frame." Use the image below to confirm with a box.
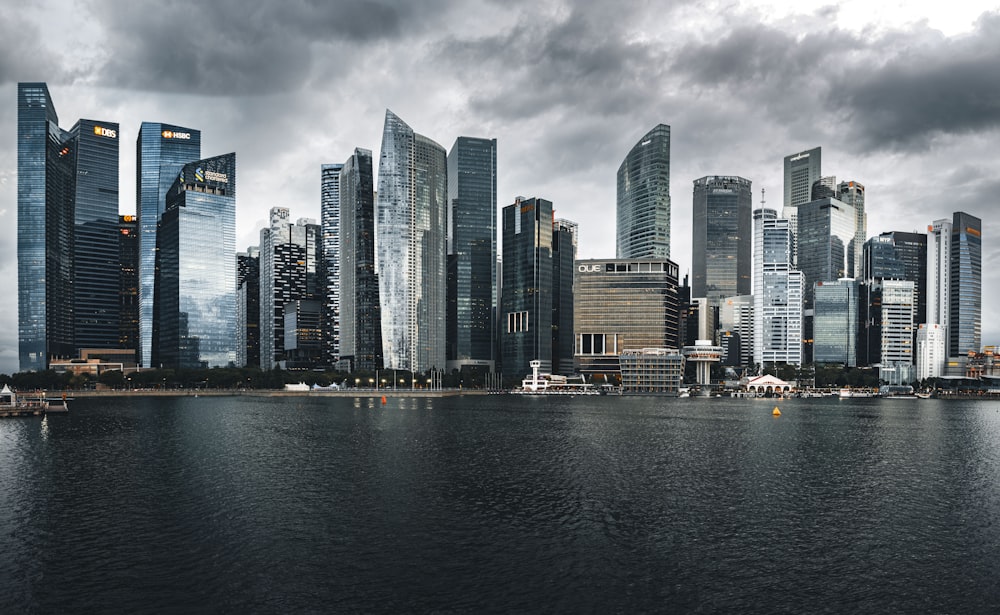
[377,110,447,372]
[617,124,671,259]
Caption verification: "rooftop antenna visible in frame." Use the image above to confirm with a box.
[761,187,766,208]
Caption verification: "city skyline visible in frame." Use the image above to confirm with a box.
[1,0,998,374]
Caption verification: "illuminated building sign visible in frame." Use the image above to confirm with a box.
[194,167,229,184]
[789,152,809,162]
[162,130,191,140]
[94,125,117,139]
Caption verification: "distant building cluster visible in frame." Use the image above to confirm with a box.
[16,83,985,391]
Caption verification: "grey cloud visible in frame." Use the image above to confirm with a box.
[93,0,454,95]
[0,10,67,85]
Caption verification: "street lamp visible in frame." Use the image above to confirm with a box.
[368,377,374,389]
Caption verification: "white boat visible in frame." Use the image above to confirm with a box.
[513,360,599,395]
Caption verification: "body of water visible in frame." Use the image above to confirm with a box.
[2,395,999,613]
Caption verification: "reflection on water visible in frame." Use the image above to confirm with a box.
[1,395,999,612]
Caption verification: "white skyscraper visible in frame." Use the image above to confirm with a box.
[376,110,448,372]
[753,208,804,367]
[782,147,821,264]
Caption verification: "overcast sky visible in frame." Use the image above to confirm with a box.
[1,0,997,375]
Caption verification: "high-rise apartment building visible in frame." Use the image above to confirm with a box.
[119,215,140,361]
[617,124,671,259]
[949,212,982,356]
[782,146,821,263]
[151,153,236,369]
[446,136,497,372]
[320,163,344,367]
[691,176,752,302]
[753,208,804,367]
[17,82,122,370]
[812,279,859,366]
[136,122,201,367]
[259,208,321,369]
[573,258,680,377]
[377,110,447,373]
[338,148,383,372]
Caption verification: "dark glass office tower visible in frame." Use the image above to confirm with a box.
[119,215,140,362]
[17,82,74,370]
[796,197,855,308]
[320,163,343,367]
[864,231,927,326]
[949,211,981,355]
[446,136,497,372]
[136,122,201,367]
[72,119,120,352]
[339,149,383,372]
[236,248,260,368]
[552,219,576,375]
[691,176,752,302]
[152,153,236,369]
[617,124,671,259]
[500,197,554,379]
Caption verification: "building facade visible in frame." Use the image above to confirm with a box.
[753,209,804,367]
[446,136,497,372]
[236,247,260,368]
[916,323,947,381]
[837,180,866,279]
[878,279,916,384]
[949,211,982,357]
[573,258,680,378]
[796,196,856,308]
[691,175,752,302]
[136,122,201,367]
[377,110,448,373]
[782,146,821,262]
[119,215,140,362]
[320,163,344,367]
[152,153,236,369]
[812,279,859,366]
[617,124,671,259]
[339,148,383,372]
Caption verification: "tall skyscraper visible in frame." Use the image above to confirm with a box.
[501,197,554,378]
[151,153,236,369]
[377,110,447,373]
[949,211,982,356]
[119,215,140,362]
[236,247,260,368]
[691,176,752,302]
[320,163,344,367]
[782,147,821,263]
[837,181,866,279]
[796,196,856,307]
[446,136,497,372]
[259,208,321,369]
[753,208,804,367]
[617,124,671,259]
[926,218,952,331]
[339,148,383,372]
[552,218,576,375]
[17,83,121,371]
[878,279,916,384]
[136,122,201,367]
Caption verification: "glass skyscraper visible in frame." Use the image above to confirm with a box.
[320,163,343,366]
[837,180,866,279]
[691,175,752,302]
[136,122,201,367]
[17,83,120,370]
[617,124,671,259]
[446,136,497,372]
[377,110,447,373]
[119,215,140,360]
[812,279,859,366]
[949,211,981,356]
[339,148,383,372]
[753,208,804,367]
[782,147,821,263]
[796,196,856,308]
[236,247,260,368]
[501,197,554,378]
[152,153,236,369]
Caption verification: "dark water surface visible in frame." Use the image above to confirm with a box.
[2,395,1000,613]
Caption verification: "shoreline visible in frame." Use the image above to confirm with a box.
[42,389,490,399]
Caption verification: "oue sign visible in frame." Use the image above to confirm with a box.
[578,264,601,273]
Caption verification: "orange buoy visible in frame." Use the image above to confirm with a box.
[772,406,781,417]
[381,395,387,405]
